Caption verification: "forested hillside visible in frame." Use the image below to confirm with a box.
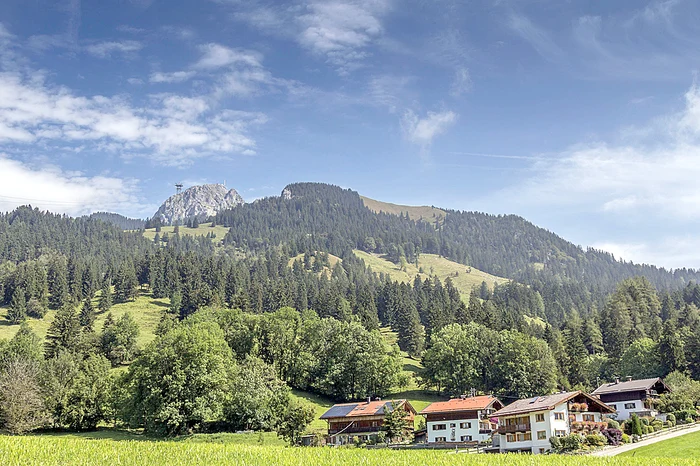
[1,184,699,440]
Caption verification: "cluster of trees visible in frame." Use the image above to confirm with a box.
[0,309,316,442]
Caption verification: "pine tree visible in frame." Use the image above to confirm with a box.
[8,288,27,324]
[80,296,96,330]
[114,263,138,303]
[48,257,69,310]
[98,281,113,313]
[45,305,82,358]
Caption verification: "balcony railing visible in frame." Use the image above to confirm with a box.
[497,424,531,434]
[329,425,382,435]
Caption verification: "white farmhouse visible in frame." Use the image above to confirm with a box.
[592,377,670,421]
[420,395,504,445]
[492,391,615,454]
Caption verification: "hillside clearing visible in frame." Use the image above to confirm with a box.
[0,292,165,347]
[142,222,230,243]
[360,196,446,226]
[354,250,508,299]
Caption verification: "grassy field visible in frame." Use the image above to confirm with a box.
[287,252,343,270]
[618,429,700,459]
[142,222,230,243]
[1,435,695,466]
[354,250,508,300]
[361,196,446,226]
[0,292,165,347]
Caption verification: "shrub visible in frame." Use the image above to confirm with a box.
[585,433,607,447]
[560,434,583,452]
[629,414,644,436]
[644,425,654,434]
[606,419,620,430]
[601,429,622,446]
[621,433,631,444]
[666,413,676,426]
[549,436,562,451]
[641,417,650,426]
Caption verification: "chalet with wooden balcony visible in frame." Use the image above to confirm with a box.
[492,391,615,454]
[419,394,504,444]
[320,398,416,445]
[592,377,671,421]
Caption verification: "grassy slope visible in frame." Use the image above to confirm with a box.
[287,253,343,269]
[142,222,230,243]
[0,292,165,347]
[1,435,690,466]
[360,196,446,226]
[618,429,700,458]
[354,250,508,300]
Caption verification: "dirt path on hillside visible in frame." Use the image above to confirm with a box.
[590,423,700,457]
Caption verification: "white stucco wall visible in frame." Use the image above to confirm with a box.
[604,398,646,421]
[426,417,491,443]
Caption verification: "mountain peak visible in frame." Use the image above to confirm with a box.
[153,184,244,224]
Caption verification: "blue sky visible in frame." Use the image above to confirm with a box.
[1,0,700,268]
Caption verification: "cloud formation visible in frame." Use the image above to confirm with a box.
[0,155,146,216]
[401,109,457,147]
[84,40,143,58]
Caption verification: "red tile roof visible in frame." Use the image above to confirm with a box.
[419,395,502,414]
[320,399,416,419]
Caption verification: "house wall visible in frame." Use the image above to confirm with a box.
[498,402,572,454]
[602,398,647,421]
[426,413,491,443]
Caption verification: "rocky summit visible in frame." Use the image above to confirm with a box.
[152,184,244,224]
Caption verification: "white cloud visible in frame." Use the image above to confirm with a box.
[195,43,262,69]
[0,155,146,216]
[0,71,266,165]
[84,40,143,58]
[451,67,471,96]
[298,0,390,73]
[499,84,700,220]
[149,70,196,83]
[506,13,563,62]
[401,109,457,146]
[218,0,390,74]
[593,235,700,270]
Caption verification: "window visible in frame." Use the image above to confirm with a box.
[449,423,456,428]
[624,403,636,409]
[506,434,516,442]
[516,432,532,442]
[435,437,446,442]
[460,422,472,429]
[371,421,377,427]
[535,413,545,422]
[433,424,446,431]
[537,431,547,440]
[583,414,594,422]
[555,430,566,437]
[554,412,565,421]
[460,435,472,442]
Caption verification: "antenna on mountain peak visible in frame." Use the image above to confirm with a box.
[175,183,183,194]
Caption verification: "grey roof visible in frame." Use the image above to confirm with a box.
[592,378,669,395]
[493,391,615,417]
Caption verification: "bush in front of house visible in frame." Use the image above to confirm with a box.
[601,429,622,446]
[621,433,631,444]
[585,433,607,447]
[666,413,676,426]
[550,434,584,453]
[673,409,698,424]
[651,420,663,432]
[605,419,620,430]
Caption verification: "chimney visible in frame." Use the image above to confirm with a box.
[460,394,466,400]
[615,377,620,384]
[367,397,371,404]
[375,397,381,401]
[626,376,633,382]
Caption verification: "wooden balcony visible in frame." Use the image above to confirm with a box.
[497,424,531,434]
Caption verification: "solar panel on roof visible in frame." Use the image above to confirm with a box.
[320,404,357,419]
